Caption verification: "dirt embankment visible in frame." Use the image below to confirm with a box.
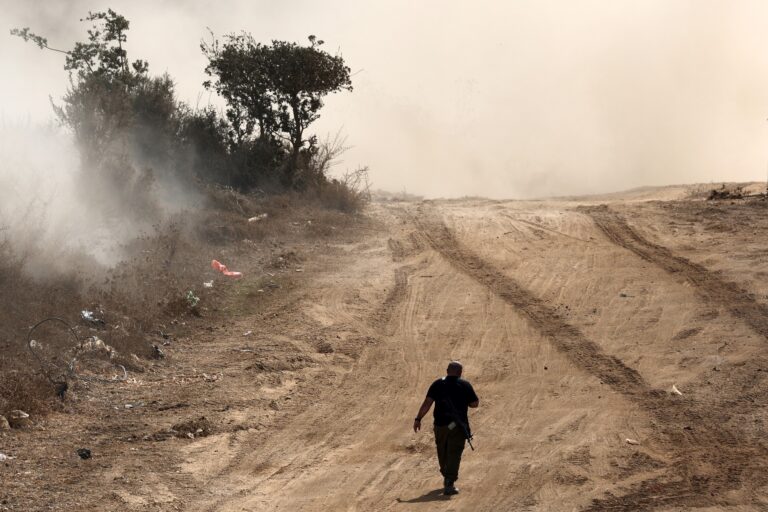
[3,191,768,511]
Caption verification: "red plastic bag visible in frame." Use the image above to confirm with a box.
[211,259,243,278]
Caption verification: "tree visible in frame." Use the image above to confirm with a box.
[11,10,182,217]
[203,34,352,187]
[12,10,154,163]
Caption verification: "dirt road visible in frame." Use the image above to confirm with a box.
[175,195,768,511]
[5,193,768,511]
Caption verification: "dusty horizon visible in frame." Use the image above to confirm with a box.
[2,0,768,199]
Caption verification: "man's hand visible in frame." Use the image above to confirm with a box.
[413,397,433,433]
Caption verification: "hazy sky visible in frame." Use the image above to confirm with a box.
[2,0,768,198]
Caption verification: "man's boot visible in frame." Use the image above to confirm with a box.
[443,479,459,495]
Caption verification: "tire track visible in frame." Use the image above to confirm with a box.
[584,205,768,339]
[411,207,650,398]
[408,205,768,511]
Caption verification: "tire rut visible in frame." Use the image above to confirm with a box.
[584,205,768,340]
[408,204,768,511]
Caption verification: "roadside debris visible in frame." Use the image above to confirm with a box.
[671,384,683,396]
[708,185,744,200]
[7,410,31,429]
[248,213,268,223]
[186,291,200,308]
[0,453,15,461]
[625,438,640,445]
[80,309,105,327]
[243,330,253,337]
[211,259,243,278]
[78,336,118,360]
[171,417,212,439]
[0,415,10,431]
[203,280,214,288]
[76,448,92,460]
[151,344,165,359]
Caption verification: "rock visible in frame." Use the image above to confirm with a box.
[0,416,10,431]
[76,448,92,460]
[7,410,31,429]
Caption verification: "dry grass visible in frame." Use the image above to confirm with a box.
[0,182,368,420]
[0,371,53,418]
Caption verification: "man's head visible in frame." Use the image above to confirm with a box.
[446,360,463,377]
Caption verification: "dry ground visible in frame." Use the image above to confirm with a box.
[2,187,768,511]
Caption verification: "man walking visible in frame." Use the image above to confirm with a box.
[413,361,479,495]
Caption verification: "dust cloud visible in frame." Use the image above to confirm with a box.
[2,0,768,202]
[0,122,200,279]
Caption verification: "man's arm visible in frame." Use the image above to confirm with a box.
[468,383,479,408]
[413,397,434,433]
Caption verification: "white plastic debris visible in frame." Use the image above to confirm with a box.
[625,438,640,445]
[243,330,253,337]
[0,453,15,461]
[671,384,683,396]
[203,281,214,288]
[248,213,268,223]
[78,336,118,360]
[81,310,105,325]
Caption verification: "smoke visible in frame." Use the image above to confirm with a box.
[2,0,768,201]
[0,121,202,280]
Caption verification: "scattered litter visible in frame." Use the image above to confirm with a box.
[186,291,200,308]
[671,384,683,396]
[203,280,214,288]
[625,438,640,445]
[7,410,31,429]
[248,213,268,223]
[0,453,15,461]
[78,336,118,360]
[81,310,105,326]
[243,330,253,337]
[76,448,92,460]
[0,415,10,431]
[171,417,212,439]
[151,344,165,359]
[114,365,128,381]
[211,259,243,278]
[55,381,68,399]
[257,289,264,293]
[295,268,304,273]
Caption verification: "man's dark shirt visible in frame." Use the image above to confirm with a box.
[426,376,479,431]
